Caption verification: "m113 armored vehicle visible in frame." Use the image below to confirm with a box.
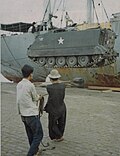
[27,26,118,68]
[27,0,118,69]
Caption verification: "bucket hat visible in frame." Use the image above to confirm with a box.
[48,69,61,79]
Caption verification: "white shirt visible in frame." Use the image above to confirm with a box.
[28,26,32,32]
[16,78,39,116]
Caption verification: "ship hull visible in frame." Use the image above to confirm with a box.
[1,33,49,82]
[1,13,120,86]
[57,63,120,87]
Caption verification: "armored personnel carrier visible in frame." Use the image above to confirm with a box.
[27,26,118,68]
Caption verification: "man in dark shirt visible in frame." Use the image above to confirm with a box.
[44,69,66,142]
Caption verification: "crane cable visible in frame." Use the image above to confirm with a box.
[44,0,65,27]
[41,0,51,23]
[100,0,110,22]
[52,0,66,27]
[91,0,100,24]
[60,0,66,27]
[54,0,63,15]
[51,0,57,15]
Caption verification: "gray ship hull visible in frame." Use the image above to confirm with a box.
[1,13,120,86]
[1,32,49,82]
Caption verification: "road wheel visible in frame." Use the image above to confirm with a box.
[78,56,89,67]
[47,57,55,67]
[56,57,66,67]
[38,57,46,66]
[66,56,77,67]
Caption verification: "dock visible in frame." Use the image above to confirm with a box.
[1,82,120,156]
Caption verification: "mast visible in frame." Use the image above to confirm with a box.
[87,0,94,23]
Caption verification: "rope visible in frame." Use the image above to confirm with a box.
[38,93,56,150]
[38,95,47,147]
[38,94,48,117]
[41,142,50,147]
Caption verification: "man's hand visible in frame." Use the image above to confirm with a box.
[39,95,43,100]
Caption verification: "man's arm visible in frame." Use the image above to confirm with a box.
[31,84,41,102]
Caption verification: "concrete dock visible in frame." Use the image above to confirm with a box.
[1,82,120,156]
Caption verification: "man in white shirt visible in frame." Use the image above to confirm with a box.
[16,64,43,156]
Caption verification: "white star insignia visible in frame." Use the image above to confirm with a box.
[58,37,64,44]
[39,37,43,41]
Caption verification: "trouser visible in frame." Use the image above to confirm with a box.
[21,115,43,156]
[48,111,66,140]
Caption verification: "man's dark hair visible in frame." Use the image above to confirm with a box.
[21,64,33,78]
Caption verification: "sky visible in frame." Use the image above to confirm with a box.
[0,0,120,26]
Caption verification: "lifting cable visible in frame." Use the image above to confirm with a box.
[51,0,66,27]
[45,0,64,27]
[52,0,57,15]
[100,0,110,22]
[91,0,100,24]
[42,0,51,23]
[60,0,66,27]
[54,0,63,15]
